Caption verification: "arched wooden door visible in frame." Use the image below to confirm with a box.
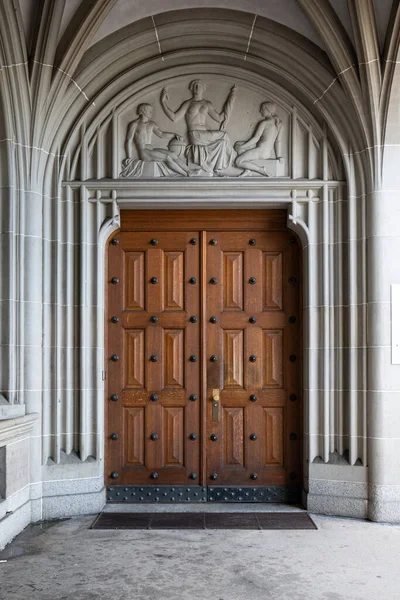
[106,210,301,503]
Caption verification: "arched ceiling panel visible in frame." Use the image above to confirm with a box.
[18,0,36,46]
[59,0,83,41]
[373,0,393,51]
[89,0,325,49]
[328,0,354,45]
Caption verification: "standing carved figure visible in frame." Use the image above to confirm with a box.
[120,103,199,177]
[160,80,237,174]
[235,101,283,176]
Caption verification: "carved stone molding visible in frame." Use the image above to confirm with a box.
[65,178,331,206]
[0,414,39,448]
[117,82,285,179]
[62,70,343,184]
[58,178,369,477]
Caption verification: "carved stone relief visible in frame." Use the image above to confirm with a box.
[119,80,287,178]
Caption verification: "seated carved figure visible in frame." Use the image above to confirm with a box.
[160,80,237,174]
[120,103,199,177]
[235,101,283,177]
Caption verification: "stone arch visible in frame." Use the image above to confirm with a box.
[13,8,366,521]
[37,10,370,183]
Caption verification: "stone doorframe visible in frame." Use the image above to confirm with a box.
[64,177,366,515]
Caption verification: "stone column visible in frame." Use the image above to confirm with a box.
[367,65,400,522]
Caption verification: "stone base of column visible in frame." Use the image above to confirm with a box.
[306,464,368,519]
[368,486,400,522]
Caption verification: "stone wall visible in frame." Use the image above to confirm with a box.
[0,1,399,548]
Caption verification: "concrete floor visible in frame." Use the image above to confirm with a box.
[0,511,399,600]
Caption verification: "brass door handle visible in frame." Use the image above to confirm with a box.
[212,389,220,422]
[212,389,220,403]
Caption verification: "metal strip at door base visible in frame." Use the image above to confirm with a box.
[107,485,300,503]
[107,486,207,503]
[208,486,300,503]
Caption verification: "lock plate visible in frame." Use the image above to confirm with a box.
[212,389,220,422]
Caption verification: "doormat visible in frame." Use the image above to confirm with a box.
[91,512,317,530]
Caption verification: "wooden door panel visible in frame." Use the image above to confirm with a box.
[223,407,245,466]
[223,330,244,389]
[244,248,263,315]
[164,252,184,311]
[263,407,284,466]
[263,252,283,310]
[124,252,145,311]
[107,215,301,493]
[220,312,287,329]
[123,407,145,466]
[124,329,145,388]
[223,252,244,310]
[145,404,163,470]
[244,325,263,392]
[146,324,163,392]
[164,329,185,388]
[107,231,200,486]
[146,247,164,314]
[163,407,184,466]
[206,229,300,488]
[262,330,284,388]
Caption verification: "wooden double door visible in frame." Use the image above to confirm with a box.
[106,210,301,496]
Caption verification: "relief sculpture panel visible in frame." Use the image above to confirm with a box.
[119,78,287,178]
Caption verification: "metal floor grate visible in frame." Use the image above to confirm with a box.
[91,512,317,530]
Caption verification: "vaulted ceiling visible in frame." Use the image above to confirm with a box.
[18,0,395,53]
[1,0,399,189]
